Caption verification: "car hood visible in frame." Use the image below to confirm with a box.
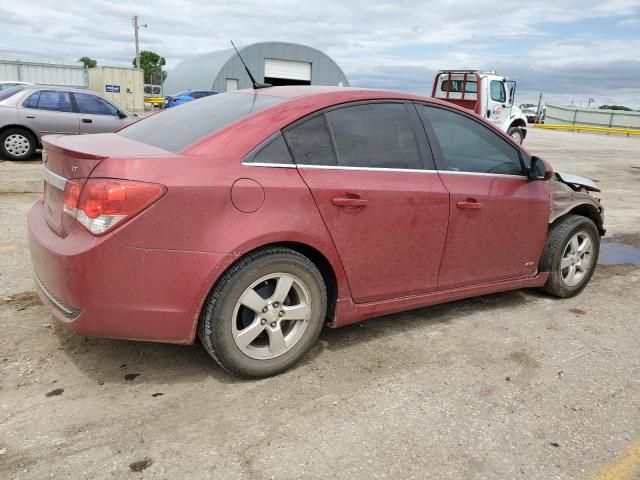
[555,171,600,192]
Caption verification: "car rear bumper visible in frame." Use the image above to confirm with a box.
[28,200,232,344]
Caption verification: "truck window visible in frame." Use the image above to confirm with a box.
[490,81,506,103]
[441,80,477,94]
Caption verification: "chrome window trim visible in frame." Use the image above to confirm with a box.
[438,170,528,179]
[240,162,528,178]
[42,166,67,190]
[241,162,296,169]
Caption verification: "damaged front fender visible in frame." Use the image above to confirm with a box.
[549,174,605,235]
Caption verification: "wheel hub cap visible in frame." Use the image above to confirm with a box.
[4,134,30,157]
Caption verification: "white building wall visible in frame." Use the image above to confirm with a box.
[0,55,86,87]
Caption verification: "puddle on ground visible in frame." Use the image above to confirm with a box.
[599,241,640,266]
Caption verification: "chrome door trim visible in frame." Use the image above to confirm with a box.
[296,164,439,174]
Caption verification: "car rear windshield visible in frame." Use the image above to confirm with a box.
[119,91,285,152]
[0,85,24,100]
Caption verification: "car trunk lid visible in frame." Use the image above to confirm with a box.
[41,133,169,237]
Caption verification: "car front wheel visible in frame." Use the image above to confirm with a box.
[539,214,600,298]
[198,247,327,377]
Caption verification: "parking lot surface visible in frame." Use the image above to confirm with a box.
[1,128,639,479]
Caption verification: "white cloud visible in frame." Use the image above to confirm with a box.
[1,0,639,107]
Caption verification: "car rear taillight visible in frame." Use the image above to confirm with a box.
[63,178,165,235]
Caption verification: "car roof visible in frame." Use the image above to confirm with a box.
[22,85,96,94]
[235,85,456,109]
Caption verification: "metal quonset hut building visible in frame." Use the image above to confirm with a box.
[164,41,349,94]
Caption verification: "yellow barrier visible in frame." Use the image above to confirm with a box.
[534,124,640,136]
[144,97,165,107]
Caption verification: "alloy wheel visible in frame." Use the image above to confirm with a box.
[560,231,593,287]
[232,273,312,360]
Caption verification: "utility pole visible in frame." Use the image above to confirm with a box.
[535,92,543,125]
[132,15,147,70]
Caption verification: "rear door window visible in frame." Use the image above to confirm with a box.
[417,105,522,175]
[36,91,74,112]
[326,103,422,169]
[119,92,284,152]
[284,115,336,166]
[22,92,40,108]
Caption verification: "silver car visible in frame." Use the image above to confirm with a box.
[0,85,138,160]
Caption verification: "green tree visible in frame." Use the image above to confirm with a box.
[598,105,633,111]
[78,56,97,69]
[133,50,166,84]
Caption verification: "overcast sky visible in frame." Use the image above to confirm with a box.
[2,0,640,108]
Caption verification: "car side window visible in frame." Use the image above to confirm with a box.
[22,92,40,109]
[284,114,337,166]
[74,93,119,116]
[325,103,422,169]
[190,91,212,99]
[35,91,74,113]
[490,81,506,103]
[245,132,293,164]
[417,105,522,175]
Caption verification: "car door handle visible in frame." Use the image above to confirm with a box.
[25,115,35,119]
[456,199,482,210]
[81,118,93,123]
[332,196,368,207]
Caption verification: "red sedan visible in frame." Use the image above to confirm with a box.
[28,86,605,377]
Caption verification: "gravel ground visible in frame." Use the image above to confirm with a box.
[0,128,639,479]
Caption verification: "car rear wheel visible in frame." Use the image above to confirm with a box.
[539,214,600,298]
[0,128,37,161]
[198,247,327,377]
[507,126,524,145]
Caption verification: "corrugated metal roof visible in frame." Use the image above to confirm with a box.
[164,48,236,93]
[164,42,349,94]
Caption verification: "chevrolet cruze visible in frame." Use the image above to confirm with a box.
[28,86,605,377]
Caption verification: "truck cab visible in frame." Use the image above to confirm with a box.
[432,70,528,144]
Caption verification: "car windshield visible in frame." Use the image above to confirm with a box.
[171,90,191,97]
[0,85,24,99]
[119,91,285,152]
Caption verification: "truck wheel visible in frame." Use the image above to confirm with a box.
[539,215,600,298]
[0,128,37,161]
[198,247,327,377]
[507,126,523,145]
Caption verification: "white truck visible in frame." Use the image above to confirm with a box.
[431,70,528,144]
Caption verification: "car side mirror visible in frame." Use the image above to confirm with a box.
[117,111,127,119]
[529,156,552,181]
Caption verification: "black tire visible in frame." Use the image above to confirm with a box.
[0,128,37,161]
[507,126,524,145]
[539,214,600,298]
[198,247,327,377]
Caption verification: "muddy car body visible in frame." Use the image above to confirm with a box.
[28,86,605,377]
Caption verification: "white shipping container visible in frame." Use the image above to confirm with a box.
[0,54,86,87]
[87,66,145,113]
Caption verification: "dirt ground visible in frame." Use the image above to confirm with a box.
[1,128,639,480]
